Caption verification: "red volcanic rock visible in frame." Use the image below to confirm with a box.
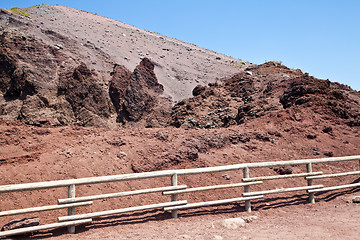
[109,64,132,112]
[58,63,112,126]
[170,62,360,129]
[118,58,171,127]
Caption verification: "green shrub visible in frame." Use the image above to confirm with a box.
[9,7,31,17]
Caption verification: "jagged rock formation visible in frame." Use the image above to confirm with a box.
[0,26,113,126]
[109,64,132,113]
[0,7,359,129]
[0,23,169,127]
[0,28,74,126]
[0,33,168,127]
[57,63,112,127]
[170,62,360,128]
[110,58,171,127]
[280,74,360,127]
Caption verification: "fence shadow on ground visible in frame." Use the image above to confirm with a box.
[17,186,360,240]
[4,156,359,239]
[314,186,360,202]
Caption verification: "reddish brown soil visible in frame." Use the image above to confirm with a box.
[0,5,360,240]
[0,114,359,239]
[29,199,360,240]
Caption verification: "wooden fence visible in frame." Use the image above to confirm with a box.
[0,155,360,238]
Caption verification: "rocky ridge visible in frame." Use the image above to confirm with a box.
[171,62,360,129]
[1,6,359,129]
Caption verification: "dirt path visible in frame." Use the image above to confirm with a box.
[9,191,359,240]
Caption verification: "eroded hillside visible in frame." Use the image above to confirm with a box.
[1,6,359,130]
[0,5,360,239]
[0,5,251,127]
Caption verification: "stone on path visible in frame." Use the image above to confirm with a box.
[221,217,246,229]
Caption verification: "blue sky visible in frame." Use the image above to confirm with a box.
[1,0,359,90]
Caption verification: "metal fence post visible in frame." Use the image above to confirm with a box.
[67,184,76,233]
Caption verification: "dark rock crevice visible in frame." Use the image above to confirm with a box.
[109,64,132,113]
[57,63,112,126]
[110,58,171,127]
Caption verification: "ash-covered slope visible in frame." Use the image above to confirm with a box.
[0,5,248,127]
[1,5,246,101]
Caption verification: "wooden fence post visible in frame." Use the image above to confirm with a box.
[243,167,251,212]
[67,184,76,233]
[171,174,178,218]
[306,163,315,204]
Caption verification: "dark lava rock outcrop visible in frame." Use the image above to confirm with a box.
[0,27,113,127]
[0,8,359,129]
[170,62,360,128]
[109,64,132,113]
[280,75,360,126]
[110,58,172,127]
[58,63,112,127]
[0,15,169,127]
[116,58,171,127]
[0,28,75,126]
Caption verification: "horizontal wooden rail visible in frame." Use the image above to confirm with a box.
[58,185,187,204]
[162,182,262,195]
[0,219,92,237]
[0,201,93,217]
[174,155,360,175]
[163,196,264,211]
[242,185,324,197]
[58,200,187,222]
[0,156,359,193]
[307,182,360,193]
[0,171,178,193]
[242,172,323,182]
[306,171,360,180]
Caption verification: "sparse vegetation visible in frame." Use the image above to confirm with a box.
[23,5,41,10]
[265,60,282,65]
[230,60,247,68]
[9,7,31,17]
